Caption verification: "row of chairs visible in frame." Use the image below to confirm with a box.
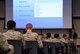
[0,40,77,54]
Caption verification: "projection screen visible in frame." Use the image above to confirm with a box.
[5,0,72,29]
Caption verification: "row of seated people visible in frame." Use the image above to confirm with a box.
[0,20,77,54]
[0,37,77,54]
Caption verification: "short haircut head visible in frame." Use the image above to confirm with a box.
[54,33,59,38]
[73,32,78,39]
[46,33,51,38]
[62,34,67,37]
[7,20,16,29]
[73,32,78,37]
[26,23,33,29]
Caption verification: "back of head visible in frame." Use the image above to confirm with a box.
[54,33,59,38]
[73,32,78,39]
[7,20,16,29]
[62,34,68,39]
[62,34,67,37]
[26,23,33,30]
[46,33,51,38]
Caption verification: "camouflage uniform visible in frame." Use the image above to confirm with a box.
[23,32,43,48]
[2,30,22,40]
[0,32,13,54]
[60,38,69,43]
[0,32,8,46]
[52,38,61,43]
[43,38,53,42]
[2,30,22,54]
[23,32,38,41]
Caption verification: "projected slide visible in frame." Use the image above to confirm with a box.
[13,0,63,28]
[34,3,62,17]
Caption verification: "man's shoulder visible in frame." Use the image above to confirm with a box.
[60,38,64,40]
[32,32,38,34]
[15,31,21,34]
[3,30,21,35]
[23,32,38,35]
[0,32,6,38]
[31,32,38,35]
[14,31,22,34]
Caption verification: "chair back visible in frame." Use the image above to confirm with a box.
[25,41,38,54]
[7,40,23,54]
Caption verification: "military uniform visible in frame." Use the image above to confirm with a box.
[23,32,43,48]
[2,30,22,40]
[52,38,61,43]
[23,32,40,54]
[0,32,14,54]
[60,38,69,43]
[0,32,7,46]
[43,38,53,42]
[2,30,22,54]
[23,32,38,41]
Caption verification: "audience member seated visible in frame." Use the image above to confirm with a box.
[43,33,53,54]
[60,34,69,43]
[44,33,53,42]
[52,33,62,54]
[52,33,61,43]
[23,23,41,54]
[60,34,70,54]
[38,34,44,54]
[60,34,78,54]
[0,32,11,54]
[73,31,78,45]
[2,20,23,54]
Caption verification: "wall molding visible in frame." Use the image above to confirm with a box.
[0,18,5,20]
[0,0,5,1]
[73,17,80,19]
